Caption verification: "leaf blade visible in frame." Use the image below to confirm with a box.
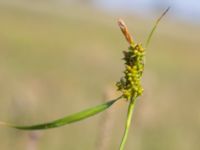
[145,7,170,48]
[0,96,121,130]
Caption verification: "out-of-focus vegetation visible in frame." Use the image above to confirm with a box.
[0,1,200,150]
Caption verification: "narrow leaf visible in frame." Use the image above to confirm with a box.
[145,7,170,48]
[0,96,121,130]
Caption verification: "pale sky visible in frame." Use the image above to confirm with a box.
[94,0,200,23]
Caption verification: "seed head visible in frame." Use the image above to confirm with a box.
[116,20,145,100]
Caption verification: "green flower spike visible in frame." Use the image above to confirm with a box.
[117,19,145,101]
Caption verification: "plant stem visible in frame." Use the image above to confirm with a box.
[119,98,136,150]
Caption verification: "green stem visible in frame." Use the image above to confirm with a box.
[119,98,136,150]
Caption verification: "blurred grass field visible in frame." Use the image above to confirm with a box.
[0,1,200,150]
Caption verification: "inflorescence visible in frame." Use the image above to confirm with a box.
[116,19,145,100]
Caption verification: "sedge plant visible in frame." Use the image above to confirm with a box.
[0,8,170,150]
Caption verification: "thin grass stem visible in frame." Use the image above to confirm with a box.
[119,98,136,150]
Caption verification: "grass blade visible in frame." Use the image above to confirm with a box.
[0,96,122,130]
[145,7,170,48]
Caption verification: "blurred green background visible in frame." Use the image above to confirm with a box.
[0,1,200,150]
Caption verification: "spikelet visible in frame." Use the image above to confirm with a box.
[116,19,145,100]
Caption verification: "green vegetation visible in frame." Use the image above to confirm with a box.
[0,1,200,150]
